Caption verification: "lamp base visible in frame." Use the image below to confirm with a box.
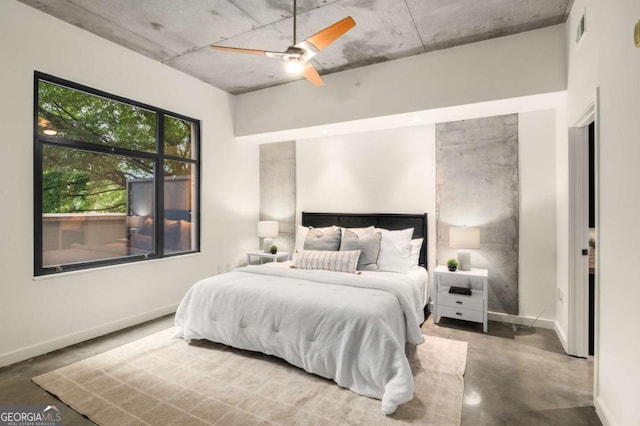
[457,250,471,271]
[263,237,274,253]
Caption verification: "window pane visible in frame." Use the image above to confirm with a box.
[164,160,197,253]
[164,115,195,159]
[42,145,155,267]
[35,74,200,275]
[38,81,157,152]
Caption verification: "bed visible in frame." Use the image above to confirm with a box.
[174,212,429,414]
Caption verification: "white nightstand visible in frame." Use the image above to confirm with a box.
[433,265,489,332]
[246,250,289,265]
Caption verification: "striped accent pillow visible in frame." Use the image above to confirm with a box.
[292,250,361,274]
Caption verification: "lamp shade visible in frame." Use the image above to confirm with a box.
[258,221,279,238]
[449,227,480,249]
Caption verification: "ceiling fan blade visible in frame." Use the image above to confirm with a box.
[302,16,355,52]
[210,45,283,57]
[303,63,324,87]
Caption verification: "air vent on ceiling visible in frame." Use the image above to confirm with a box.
[576,11,586,43]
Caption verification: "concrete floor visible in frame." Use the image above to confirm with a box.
[0,314,601,425]
[425,317,601,425]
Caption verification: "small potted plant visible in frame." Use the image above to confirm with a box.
[269,244,278,254]
[447,258,458,272]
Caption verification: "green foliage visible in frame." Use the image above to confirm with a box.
[42,145,150,213]
[269,244,278,254]
[38,80,194,214]
[38,81,156,151]
[164,115,193,159]
[42,171,89,213]
[446,258,459,269]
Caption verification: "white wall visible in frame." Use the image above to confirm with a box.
[554,101,570,348]
[565,1,640,425]
[0,1,259,366]
[518,110,558,321]
[296,115,559,325]
[235,25,566,138]
[296,125,437,273]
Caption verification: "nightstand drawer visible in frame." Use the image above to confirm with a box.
[437,292,484,311]
[437,305,483,323]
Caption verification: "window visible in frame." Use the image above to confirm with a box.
[34,72,200,275]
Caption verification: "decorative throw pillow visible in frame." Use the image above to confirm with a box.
[340,229,382,271]
[304,226,342,251]
[377,227,414,273]
[292,250,360,274]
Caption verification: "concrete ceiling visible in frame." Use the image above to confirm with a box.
[19,0,573,95]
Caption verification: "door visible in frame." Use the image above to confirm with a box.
[567,126,589,358]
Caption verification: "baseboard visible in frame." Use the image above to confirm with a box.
[595,395,615,426]
[487,311,555,330]
[0,304,178,368]
[554,321,569,353]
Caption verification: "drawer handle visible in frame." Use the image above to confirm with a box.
[456,312,462,316]
[456,301,463,304]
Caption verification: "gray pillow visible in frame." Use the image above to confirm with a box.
[304,226,342,251]
[340,229,382,271]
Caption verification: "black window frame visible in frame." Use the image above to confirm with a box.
[34,71,201,276]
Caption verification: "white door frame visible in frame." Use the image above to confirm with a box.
[567,89,599,365]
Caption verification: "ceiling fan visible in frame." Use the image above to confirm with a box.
[210,0,355,87]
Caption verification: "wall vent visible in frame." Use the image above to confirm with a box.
[576,11,586,43]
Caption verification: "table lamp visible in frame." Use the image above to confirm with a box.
[449,226,480,271]
[258,221,279,253]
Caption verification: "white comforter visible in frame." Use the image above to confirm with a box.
[174,263,426,414]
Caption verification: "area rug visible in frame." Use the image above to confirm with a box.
[33,328,467,425]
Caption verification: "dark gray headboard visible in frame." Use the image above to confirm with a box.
[301,212,428,268]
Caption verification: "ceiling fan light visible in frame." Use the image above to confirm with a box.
[284,58,304,75]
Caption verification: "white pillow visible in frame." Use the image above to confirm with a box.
[294,225,309,252]
[410,238,424,266]
[292,250,360,274]
[377,228,414,273]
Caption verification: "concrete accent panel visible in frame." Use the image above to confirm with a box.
[436,114,519,315]
[260,141,296,253]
